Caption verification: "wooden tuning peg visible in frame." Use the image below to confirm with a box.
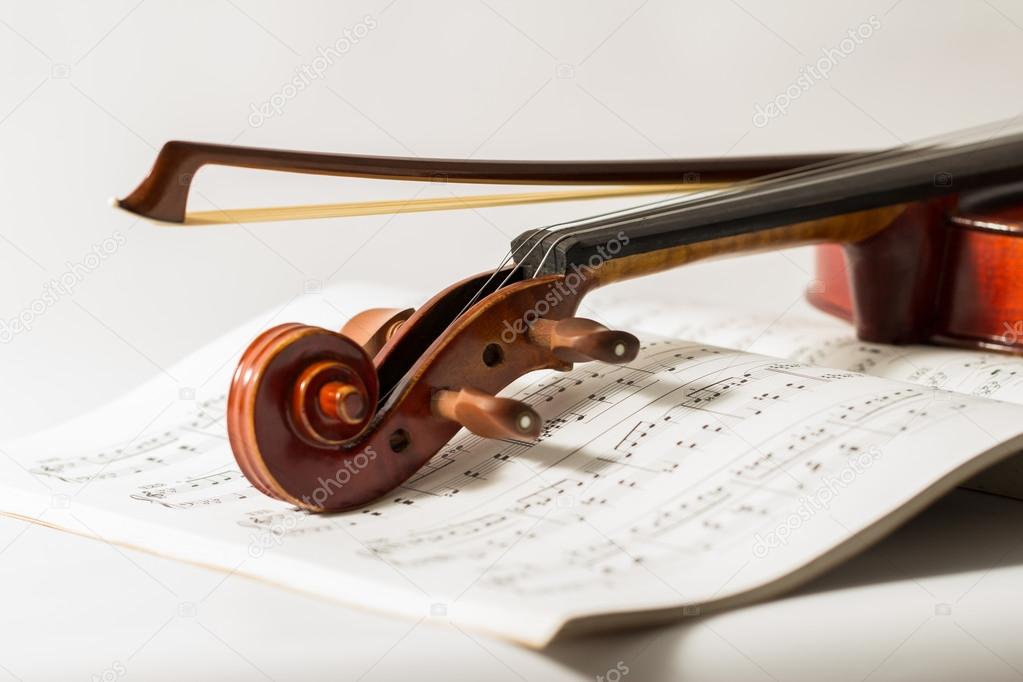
[340,307,415,357]
[528,317,639,364]
[317,381,367,425]
[432,388,542,440]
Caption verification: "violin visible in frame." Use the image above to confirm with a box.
[118,121,1023,512]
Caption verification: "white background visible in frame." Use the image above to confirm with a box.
[2,1,1023,679]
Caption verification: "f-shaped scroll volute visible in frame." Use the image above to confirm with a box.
[528,317,640,364]
[432,388,542,440]
[340,307,415,357]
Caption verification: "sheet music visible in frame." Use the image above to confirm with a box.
[3,285,1023,647]
[595,293,1023,405]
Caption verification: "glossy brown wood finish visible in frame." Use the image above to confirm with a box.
[588,205,908,287]
[338,307,414,357]
[809,196,1023,353]
[806,244,853,321]
[231,194,1023,511]
[229,270,586,511]
[117,141,835,223]
[528,317,640,364]
[203,126,1023,512]
[227,206,912,512]
[432,387,542,440]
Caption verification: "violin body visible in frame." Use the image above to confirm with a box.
[809,185,1023,352]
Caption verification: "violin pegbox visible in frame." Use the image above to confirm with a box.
[225,273,643,512]
[429,316,639,440]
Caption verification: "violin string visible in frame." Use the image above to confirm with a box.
[525,117,1023,275]
[465,143,888,296]
[380,116,1023,408]
[465,117,1023,310]
[606,115,1023,225]
[453,226,550,319]
[545,116,1022,241]
[381,214,625,403]
[376,226,553,407]
[452,182,713,317]
[493,126,950,281]
[378,117,1023,407]
[540,144,919,241]
[525,158,866,276]
[381,197,697,404]
[454,247,517,316]
[526,144,926,277]
[521,151,896,274]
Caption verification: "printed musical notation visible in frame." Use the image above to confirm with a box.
[130,467,253,510]
[30,397,227,484]
[10,318,1023,632]
[11,284,1023,648]
[341,339,991,596]
[596,296,1023,404]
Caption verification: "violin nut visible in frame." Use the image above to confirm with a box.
[432,387,541,440]
[528,317,639,364]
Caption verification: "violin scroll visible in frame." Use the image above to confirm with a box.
[227,323,381,501]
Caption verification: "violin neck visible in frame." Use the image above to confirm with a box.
[589,205,911,288]
[513,128,1023,285]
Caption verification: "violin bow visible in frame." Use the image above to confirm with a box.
[115,141,838,225]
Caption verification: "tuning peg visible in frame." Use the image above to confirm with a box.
[432,387,541,440]
[340,307,415,357]
[528,317,639,364]
[318,381,367,425]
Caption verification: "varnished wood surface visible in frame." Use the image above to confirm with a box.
[229,270,585,511]
[117,140,834,223]
[589,205,908,287]
[225,204,910,511]
[810,199,1023,353]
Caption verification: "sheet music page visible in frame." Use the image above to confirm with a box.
[4,284,1023,647]
[593,292,1023,405]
